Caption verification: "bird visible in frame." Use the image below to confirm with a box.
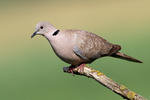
[31,22,142,72]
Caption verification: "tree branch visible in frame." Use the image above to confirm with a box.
[63,65,147,100]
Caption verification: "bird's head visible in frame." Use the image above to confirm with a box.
[31,22,57,38]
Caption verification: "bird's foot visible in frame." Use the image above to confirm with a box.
[68,66,75,76]
[77,64,86,73]
[66,64,86,75]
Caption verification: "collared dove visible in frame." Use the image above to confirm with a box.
[31,22,142,72]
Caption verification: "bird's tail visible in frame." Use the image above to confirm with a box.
[111,52,142,63]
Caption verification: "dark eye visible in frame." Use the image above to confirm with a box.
[40,26,43,29]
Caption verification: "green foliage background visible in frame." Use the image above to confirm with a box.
[0,0,149,100]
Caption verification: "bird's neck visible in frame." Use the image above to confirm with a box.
[44,29,61,43]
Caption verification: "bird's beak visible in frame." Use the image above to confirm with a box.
[31,30,38,38]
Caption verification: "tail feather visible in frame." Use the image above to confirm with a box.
[111,52,143,63]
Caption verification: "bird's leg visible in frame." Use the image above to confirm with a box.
[68,65,75,75]
[76,64,86,73]
[68,64,86,75]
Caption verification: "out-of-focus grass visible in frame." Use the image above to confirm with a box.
[0,0,150,100]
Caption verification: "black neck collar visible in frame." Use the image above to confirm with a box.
[52,30,60,36]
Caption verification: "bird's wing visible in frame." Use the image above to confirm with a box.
[73,46,89,60]
[72,30,113,61]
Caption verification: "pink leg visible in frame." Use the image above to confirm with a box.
[68,65,75,75]
[68,64,86,75]
[77,64,86,72]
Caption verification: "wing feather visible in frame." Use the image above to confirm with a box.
[74,30,113,61]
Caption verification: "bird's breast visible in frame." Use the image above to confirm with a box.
[50,35,82,65]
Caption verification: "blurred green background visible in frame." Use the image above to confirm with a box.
[0,0,150,100]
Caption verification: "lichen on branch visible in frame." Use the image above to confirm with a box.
[63,65,147,100]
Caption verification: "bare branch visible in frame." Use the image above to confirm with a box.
[63,65,147,100]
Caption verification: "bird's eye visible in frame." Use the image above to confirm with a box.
[40,26,43,29]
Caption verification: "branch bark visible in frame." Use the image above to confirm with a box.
[63,65,147,100]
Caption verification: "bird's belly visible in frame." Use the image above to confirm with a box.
[51,41,82,65]
[55,48,82,65]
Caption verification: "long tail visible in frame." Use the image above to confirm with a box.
[111,52,143,63]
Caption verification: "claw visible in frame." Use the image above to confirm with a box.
[68,65,76,76]
[68,67,74,74]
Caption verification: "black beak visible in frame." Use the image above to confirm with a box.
[31,31,38,38]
